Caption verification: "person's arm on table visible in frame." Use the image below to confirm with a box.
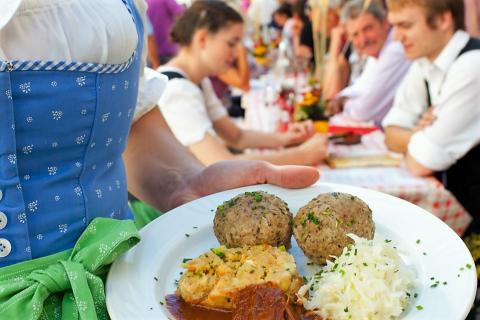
[189,126,327,166]
[124,108,320,212]
[404,153,434,177]
[213,116,315,149]
[384,126,413,154]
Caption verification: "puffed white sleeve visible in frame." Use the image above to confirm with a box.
[133,68,167,122]
[132,0,168,123]
[159,79,216,146]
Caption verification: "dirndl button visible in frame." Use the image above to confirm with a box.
[0,211,7,230]
[0,189,3,201]
[0,238,12,258]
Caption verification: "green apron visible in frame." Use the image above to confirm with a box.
[0,217,143,320]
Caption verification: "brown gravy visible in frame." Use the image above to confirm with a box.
[166,285,321,320]
[166,294,232,320]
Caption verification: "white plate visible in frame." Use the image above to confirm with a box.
[106,183,477,320]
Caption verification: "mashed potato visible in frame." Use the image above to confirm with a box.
[297,234,417,320]
[177,245,302,310]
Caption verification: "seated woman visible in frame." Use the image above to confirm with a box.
[158,1,327,166]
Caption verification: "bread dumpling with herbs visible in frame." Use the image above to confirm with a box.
[293,192,374,265]
[213,191,293,249]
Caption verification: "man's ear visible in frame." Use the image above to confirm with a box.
[434,10,455,32]
[192,28,209,49]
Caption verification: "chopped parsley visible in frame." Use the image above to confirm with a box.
[307,212,320,224]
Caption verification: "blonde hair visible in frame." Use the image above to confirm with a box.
[386,0,465,31]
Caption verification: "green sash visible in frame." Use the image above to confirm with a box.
[0,218,140,320]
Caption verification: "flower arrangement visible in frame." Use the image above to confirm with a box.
[294,91,326,121]
[252,38,269,65]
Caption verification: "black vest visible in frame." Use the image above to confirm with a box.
[438,38,480,231]
[161,71,186,80]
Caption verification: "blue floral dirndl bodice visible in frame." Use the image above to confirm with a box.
[0,0,143,267]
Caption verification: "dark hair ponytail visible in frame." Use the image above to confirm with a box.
[170,0,244,46]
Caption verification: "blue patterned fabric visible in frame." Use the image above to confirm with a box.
[0,0,144,267]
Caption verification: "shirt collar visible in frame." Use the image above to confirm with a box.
[418,30,470,74]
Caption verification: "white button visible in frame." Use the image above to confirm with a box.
[0,238,12,258]
[0,211,7,230]
[0,189,3,201]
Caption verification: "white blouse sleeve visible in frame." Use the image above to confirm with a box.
[200,78,228,122]
[132,0,167,122]
[134,68,167,122]
[159,79,217,146]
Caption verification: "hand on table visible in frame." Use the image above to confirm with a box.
[413,108,436,133]
[283,120,315,146]
[326,96,348,117]
[297,134,328,166]
[169,161,320,208]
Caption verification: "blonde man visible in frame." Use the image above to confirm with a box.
[383,0,480,232]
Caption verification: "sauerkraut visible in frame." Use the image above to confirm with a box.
[297,234,417,320]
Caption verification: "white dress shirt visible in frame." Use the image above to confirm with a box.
[383,31,480,171]
[339,32,411,124]
[158,66,228,146]
[0,0,166,122]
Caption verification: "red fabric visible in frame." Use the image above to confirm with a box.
[328,125,378,135]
